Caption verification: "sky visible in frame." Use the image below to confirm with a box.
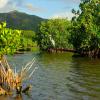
[0,0,80,19]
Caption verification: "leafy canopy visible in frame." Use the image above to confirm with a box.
[0,22,21,57]
[70,0,100,51]
[37,19,72,50]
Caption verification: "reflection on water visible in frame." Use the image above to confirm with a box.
[1,52,100,100]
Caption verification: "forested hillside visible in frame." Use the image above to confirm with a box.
[0,10,45,32]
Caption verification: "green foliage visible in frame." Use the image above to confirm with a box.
[19,30,37,51]
[0,22,21,57]
[21,30,36,39]
[37,19,72,50]
[69,0,100,55]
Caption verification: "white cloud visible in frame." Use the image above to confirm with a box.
[50,12,74,20]
[0,0,9,8]
[0,0,79,18]
[0,0,45,13]
[0,0,24,13]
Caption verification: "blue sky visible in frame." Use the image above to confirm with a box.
[0,0,80,19]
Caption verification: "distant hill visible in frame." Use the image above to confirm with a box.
[0,10,46,32]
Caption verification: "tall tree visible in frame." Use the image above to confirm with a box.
[69,0,100,57]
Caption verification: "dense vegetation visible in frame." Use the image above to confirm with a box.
[0,22,21,59]
[20,30,36,51]
[37,19,72,51]
[69,0,100,57]
[0,22,36,59]
[37,0,100,57]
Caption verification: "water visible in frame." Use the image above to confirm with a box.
[1,52,100,100]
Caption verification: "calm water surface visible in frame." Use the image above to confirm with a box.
[1,52,100,100]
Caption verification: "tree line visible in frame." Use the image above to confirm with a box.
[0,22,36,60]
[37,0,100,57]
